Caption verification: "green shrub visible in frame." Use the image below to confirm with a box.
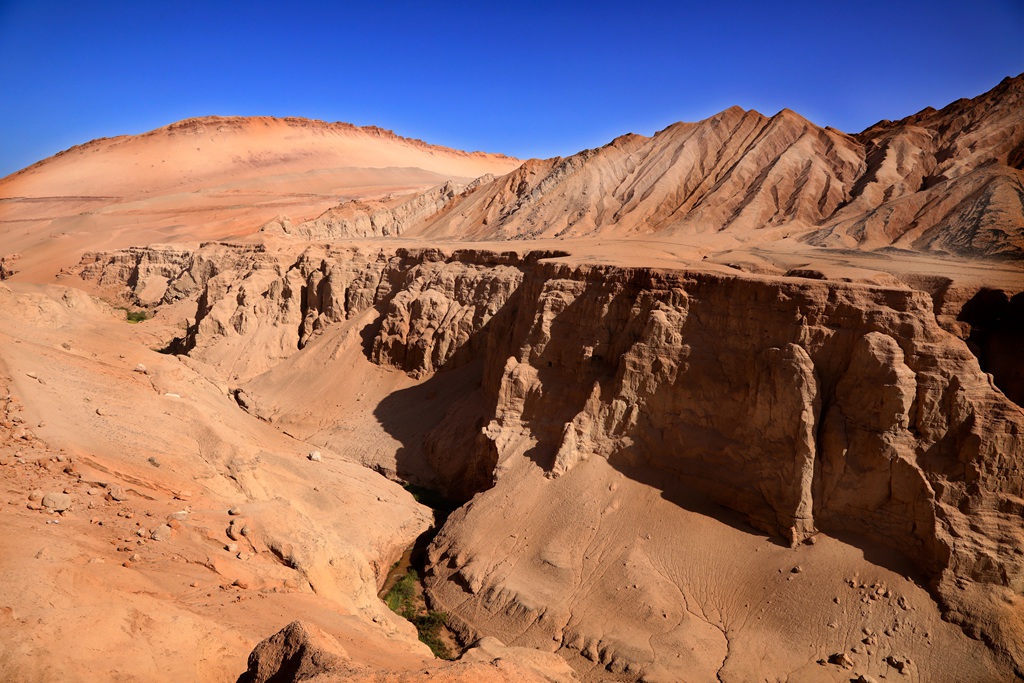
[384,570,418,617]
[415,610,452,659]
[382,569,453,659]
[125,309,149,323]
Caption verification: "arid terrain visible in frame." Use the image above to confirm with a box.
[1,74,1022,683]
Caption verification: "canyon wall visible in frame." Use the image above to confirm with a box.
[76,244,1024,594]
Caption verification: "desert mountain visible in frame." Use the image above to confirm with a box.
[290,74,1024,260]
[1,75,1023,683]
[0,116,519,279]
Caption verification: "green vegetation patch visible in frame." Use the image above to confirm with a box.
[383,569,452,660]
[125,309,150,323]
[115,305,150,323]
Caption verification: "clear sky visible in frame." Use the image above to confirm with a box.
[1,0,1022,177]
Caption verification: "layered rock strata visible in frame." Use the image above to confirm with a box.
[76,243,1024,597]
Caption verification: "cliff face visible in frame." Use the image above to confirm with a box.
[74,241,1024,679]
[75,243,1024,674]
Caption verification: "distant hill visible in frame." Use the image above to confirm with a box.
[0,115,519,280]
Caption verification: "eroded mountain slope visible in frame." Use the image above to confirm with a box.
[282,74,1024,260]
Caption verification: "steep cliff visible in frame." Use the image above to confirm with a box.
[74,240,1024,678]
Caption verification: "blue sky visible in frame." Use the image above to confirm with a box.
[1,0,1022,177]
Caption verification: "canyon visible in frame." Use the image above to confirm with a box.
[0,74,1022,682]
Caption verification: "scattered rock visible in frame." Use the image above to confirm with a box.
[236,621,348,683]
[150,524,172,542]
[28,490,43,502]
[168,510,189,522]
[41,492,72,511]
[129,553,142,562]
[791,565,803,574]
[147,457,161,467]
[107,485,128,501]
[886,656,909,674]
[228,506,242,516]
[134,364,147,374]
[95,408,106,416]
[828,652,854,669]
[854,675,878,683]
[226,543,239,553]
[227,520,242,541]
[308,451,322,462]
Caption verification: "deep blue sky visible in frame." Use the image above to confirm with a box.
[1,0,1022,177]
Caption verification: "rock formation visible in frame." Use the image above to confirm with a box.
[2,73,1023,682]
[72,233,1024,679]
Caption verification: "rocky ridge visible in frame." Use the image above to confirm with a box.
[257,74,1023,259]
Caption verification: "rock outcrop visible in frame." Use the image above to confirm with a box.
[238,621,350,683]
[237,620,578,683]
[272,177,495,240]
